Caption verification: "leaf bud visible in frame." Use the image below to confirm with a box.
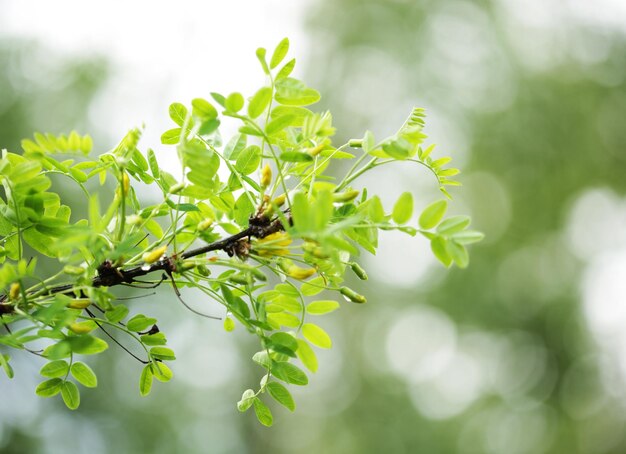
[68,299,92,309]
[197,219,213,232]
[196,264,211,277]
[349,262,368,280]
[122,172,130,195]
[142,245,167,264]
[273,194,286,207]
[333,190,360,203]
[339,286,367,304]
[168,183,185,194]
[260,164,272,188]
[308,143,325,157]
[349,139,363,148]
[63,265,85,276]
[287,265,316,280]
[223,316,235,332]
[68,322,95,334]
[9,283,20,301]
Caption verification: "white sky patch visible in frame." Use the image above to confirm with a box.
[0,0,312,171]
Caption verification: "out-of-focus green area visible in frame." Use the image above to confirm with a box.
[1,1,626,453]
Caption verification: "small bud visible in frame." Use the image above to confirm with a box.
[9,283,20,301]
[126,214,142,226]
[349,262,369,280]
[197,265,211,277]
[260,164,272,188]
[168,183,185,194]
[142,245,167,264]
[229,274,250,285]
[122,172,130,195]
[308,143,325,157]
[68,321,95,334]
[223,316,235,332]
[68,299,92,309]
[340,286,367,304]
[333,190,360,203]
[287,265,316,280]
[273,194,286,207]
[179,261,196,271]
[349,139,363,148]
[197,219,213,232]
[63,265,85,276]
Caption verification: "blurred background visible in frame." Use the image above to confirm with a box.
[1,0,626,452]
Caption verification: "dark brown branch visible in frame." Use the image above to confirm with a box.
[0,214,287,315]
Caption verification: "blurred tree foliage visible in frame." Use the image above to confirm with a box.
[266,0,626,453]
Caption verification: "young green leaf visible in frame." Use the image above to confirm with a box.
[150,347,176,361]
[248,87,273,119]
[437,215,471,235]
[61,381,80,410]
[70,362,97,388]
[419,200,448,229]
[40,360,69,378]
[139,364,153,396]
[267,381,296,411]
[225,93,244,112]
[270,38,290,69]
[272,361,308,385]
[253,398,273,427]
[296,340,318,373]
[306,300,340,315]
[392,192,413,224]
[35,378,63,398]
[237,389,256,412]
[302,323,332,349]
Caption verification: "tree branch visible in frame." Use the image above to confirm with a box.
[0,214,287,315]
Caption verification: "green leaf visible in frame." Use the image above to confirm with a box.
[152,362,174,383]
[0,354,14,379]
[139,364,153,396]
[127,314,157,332]
[276,58,296,80]
[67,335,108,355]
[40,360,69,378]
[451,230,484,244]
[437,216,471,235]
[270,37,290,69]
[256,47,270,75]
[306,300,340,315]
[61,381,80,410]
[301,276,325,296]
[248,87,273,119]
[266,114,295,135]
[272,361,308,385]
[269,332,298,354]
[70,362,97,388]
[419,200,448,229]
[35,378,63,397]
[431,236,452,267]
[279,151,312,163]
[105,305,129,323]
[447,240,469,268]
[169,102,188,127]
[161,128,181,145]
[392,192,413,224]
[192,98,218,120]
[275,77,321,106]
[267,381,295,411]
[225,92,244,113]
[235,145,261,175]
[302,323,332,349]
[237,389,256,412]
[295,339,318,373]
[253,398,274,426]
[150,347,176,361]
